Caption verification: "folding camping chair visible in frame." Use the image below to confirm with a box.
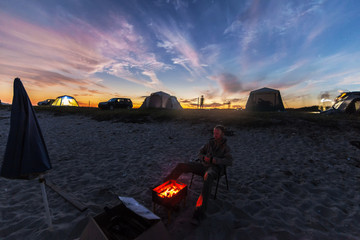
[189,165,229,199]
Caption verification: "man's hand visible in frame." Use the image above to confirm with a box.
[204,156,212,163]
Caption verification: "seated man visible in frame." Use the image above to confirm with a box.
[163,125,233,221]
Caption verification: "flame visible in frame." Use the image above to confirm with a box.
[154,180,186,199]
[158,185,181,198]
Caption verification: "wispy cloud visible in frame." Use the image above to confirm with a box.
[0,9,171,92]
[223,1,326,52]
[153,18,207,78]
[0,12,108,83]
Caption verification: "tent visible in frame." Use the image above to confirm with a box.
[140,91,182,109]
[51,95,79,107]
[245,87,285,111]
[321,92,360,114]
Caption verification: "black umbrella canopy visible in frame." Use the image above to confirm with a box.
[1,78,52,179]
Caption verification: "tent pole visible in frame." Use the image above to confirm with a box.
[39,175,52,228]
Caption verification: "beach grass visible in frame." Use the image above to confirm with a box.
[29,106,360,130]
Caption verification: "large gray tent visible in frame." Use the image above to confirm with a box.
[140,91,183,109]
[245,87,285,111]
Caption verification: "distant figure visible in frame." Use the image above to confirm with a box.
[0,99,2,105]
[163,125,233,222]
[200,95,204,109]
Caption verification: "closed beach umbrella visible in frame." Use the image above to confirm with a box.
[1,77,53,227]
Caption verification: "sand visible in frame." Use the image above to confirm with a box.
[1,108,360,240]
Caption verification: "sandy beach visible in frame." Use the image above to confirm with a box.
[1,108,360,240]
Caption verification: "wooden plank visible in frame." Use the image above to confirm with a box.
[45,179,88,212]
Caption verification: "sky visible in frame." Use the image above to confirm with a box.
[1,0,360,108]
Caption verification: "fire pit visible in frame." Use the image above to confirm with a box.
[152,180,187,221]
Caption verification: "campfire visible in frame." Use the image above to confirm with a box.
[152,180,188,221]
[154,180,186,199]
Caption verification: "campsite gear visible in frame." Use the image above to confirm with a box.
[80,197,170,240]
[189,165,229,199]
[1,77,53,227]
[245,87,285,111]
[152,180,188,221]
[140,91,182,109]
[321,92,360,114]
[51,95,79,107]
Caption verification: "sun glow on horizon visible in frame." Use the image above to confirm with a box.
[1,1,360,109]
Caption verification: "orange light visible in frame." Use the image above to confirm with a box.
[154,180,186,199]
[196,194,203,207]
[158,185,181,198]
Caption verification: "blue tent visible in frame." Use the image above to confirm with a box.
[1,78,52,179]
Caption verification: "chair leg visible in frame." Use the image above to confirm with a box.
[214,176,220,200]
[189,173,194,189]
[224,169,229,190]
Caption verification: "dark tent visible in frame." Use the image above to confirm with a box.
[1,78,52,179]
[245,87,285,111]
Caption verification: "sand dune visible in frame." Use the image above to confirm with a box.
[1,108,360,240]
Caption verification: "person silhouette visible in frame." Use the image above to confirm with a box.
[200,95,204,109]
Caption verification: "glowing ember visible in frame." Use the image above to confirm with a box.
[153,180,187,199]
[158,185,181,198]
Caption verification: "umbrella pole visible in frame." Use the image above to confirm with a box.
[39,175,52,228]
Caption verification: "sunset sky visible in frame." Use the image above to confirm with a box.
[1,0,360,108]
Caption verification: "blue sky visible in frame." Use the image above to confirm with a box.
[1,0,360,108]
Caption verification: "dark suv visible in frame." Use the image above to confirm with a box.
[98,98,133,110]
[38,99,55,106]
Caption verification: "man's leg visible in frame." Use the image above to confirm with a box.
[163,162,205,182]
[194,166,220,216]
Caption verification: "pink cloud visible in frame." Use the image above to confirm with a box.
[153,20,206,77]
[0,10,170,93]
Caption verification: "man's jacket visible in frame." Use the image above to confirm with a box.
[198,137,233,167]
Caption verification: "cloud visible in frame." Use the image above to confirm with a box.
[209,73,255,96]
[200,87,220,100]
[157,40,175,53]
[142,70,162,87]
[179,97,199,103]
[223,1,327,52]
[0,64,103,89]
[202,102,227,108]
[0,12,109,80]
[0,9,171,92]
[153,18,207,78]
[200,44,221,66]
[214,73,243,94]
[229,98,245,103]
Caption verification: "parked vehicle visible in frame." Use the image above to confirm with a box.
[98,98,133,110]
[37,99,55,106]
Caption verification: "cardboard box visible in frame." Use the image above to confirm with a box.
[80,197,170,240]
